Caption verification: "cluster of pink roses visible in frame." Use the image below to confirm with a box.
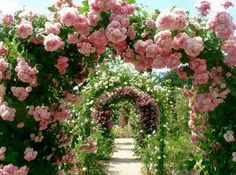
[194,92,224,112]
[189,58,209,85]
[0,164,29,175]
[15,57,38,87]
[221,37,236,66]
[195,0,211,16]
[156,8,188,30]
[209,10,234,39]
[11,86,32,101]
[28,105,51,131]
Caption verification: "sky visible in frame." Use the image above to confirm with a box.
[0,0,236,18]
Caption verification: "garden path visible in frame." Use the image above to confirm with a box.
[107,138,144,175]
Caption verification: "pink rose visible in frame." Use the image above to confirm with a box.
[127,25,136,40]
[123,48,135,62]
[224,130,235,142]
[173,32,189,49]
[0,42,8,56]
[16,20,33,39]
[185,37,204,57]
[89,28,108,54]
[77,37,96,56]
[88,11,101,26]
[0,102,16,121]
[24,148,37,161]
[55,56,69,75]
[2,14,14,27]
[44,33,64,52]
[152,54,167,69]
[222,0,234,9]
[106,20,127,44]
[74,15,90,36]
[195,0,211,16]
[166,52,182,69]
[0,147,6,161]
[59,7,78,27]
[15,57,38,87]
[145,18,156,28]
[11,86,30,101]
[67,32,79,44]
[44,22,61,35]
[209,11,234,39]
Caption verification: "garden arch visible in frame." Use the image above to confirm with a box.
[92,86,160,136]
[0,0,236,174]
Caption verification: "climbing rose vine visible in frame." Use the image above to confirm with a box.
[0,0,236,174]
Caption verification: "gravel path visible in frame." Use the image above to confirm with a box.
[107,138,143,175]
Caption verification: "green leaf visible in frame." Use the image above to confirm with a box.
[48,6,56,12]
[125,0,136,3]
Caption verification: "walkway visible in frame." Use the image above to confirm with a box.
[107,138,143,175]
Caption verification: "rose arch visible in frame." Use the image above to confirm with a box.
[92,86,160,137]
[0,0,236,174]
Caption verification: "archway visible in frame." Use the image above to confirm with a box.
[92,86,160,136]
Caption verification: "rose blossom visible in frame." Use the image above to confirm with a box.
[145,18,156,28]
[0,42,8,56]
[155,30,173,55]
[88,11,101,26]
[152,54,167,69]
[77,37,96,56]
[74,15,90,36]
[15,57,38,87]
[59,7,78,27]
[55,56,69,75]
[173,32,189,49]
[44,33,64,52]
[28,105,51,122]
[209,10,234,39]
[127,25,136,40]
[2,14,14,27]
[222,0,234,9]
[195,0,211,16]
[0,147,6,161]
[44,22,61,35]
[156,8,188,30]
[185,37,204,57]
[0,102,16,121]
[16,20,33,39]
[122,48,135,63]
[224,130,235,142]
[194,92,223,112]
[24,148,37,161]
[89,28,108,54]
[106,20,127,44]
[11,86,31,101]
[166,52,182,69]
[67,32,79,44]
